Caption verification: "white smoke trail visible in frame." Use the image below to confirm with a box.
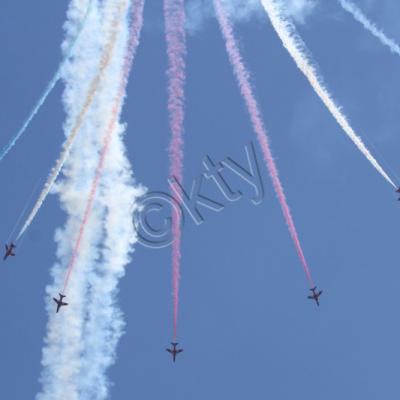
[16,0,126,242]
[76,0,146,396]
[37,1,106,397]
[338,0,400,56]
[79,128,145,399]
[37,0,146,398]
[260,0,396,188]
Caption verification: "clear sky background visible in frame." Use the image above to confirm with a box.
[0,0,400,398]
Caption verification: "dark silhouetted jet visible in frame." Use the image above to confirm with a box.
[308,287,323,306]
[3,243,16,261]
[166,342,183,362]
[53,293,68,313]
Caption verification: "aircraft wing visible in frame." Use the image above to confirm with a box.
[166,349,172,353]
[307,295,313,299]
[61,302,68,306]
[177,349,183,353]
[53,298,58,304]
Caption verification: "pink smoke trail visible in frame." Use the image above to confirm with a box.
[213,0,315,287]
[164,0,186,341]
[63,0,145,292]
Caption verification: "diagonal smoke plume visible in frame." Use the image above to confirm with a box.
[0,0,95,162]
[338,0,400,56]
[261,0,396,188]
[214,0,315,286]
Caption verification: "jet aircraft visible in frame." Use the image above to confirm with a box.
[3,243,16,261]
[166,342,183,362]
[53,293,68,313]
[308,287,323,306]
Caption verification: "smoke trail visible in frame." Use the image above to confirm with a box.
[213,0,314,286]
[37,1,132,398]
[38,0,145,398]
[66,1,146,395]
[260,0,396,188]
[16,0,126,242]
[164,0,186,341]
[0,0,94,163]
[79,139,145,399]
[63,0,144,291]
[6,178,41,243]
[338,0,400,56]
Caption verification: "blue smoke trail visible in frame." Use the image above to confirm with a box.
[0,0,94,162]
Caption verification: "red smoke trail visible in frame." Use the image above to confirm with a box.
[164,0,186,341]
[213,0,315,287]
[63,0,145,292]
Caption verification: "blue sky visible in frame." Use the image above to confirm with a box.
[0,0,400,398]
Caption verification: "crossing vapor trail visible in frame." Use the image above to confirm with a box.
[62,0,145,292]
[0,0,94,163]
[213,0,315,286]
[164,0,186,340]
[338,0,400,57]
[16,0,124,242]
[38,0,146,398]
[260,0,396,188]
